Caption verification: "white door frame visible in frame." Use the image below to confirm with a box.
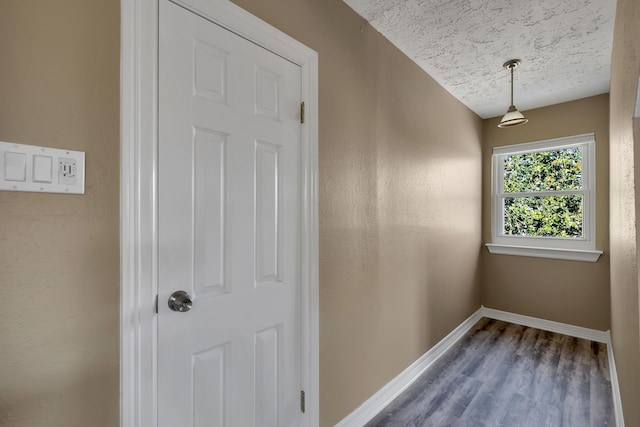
[120,1,319,425]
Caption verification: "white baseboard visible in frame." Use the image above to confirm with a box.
[605,331,625,427]
[336,305,624,427]
[334,308,484,427]
[478,306,609,343]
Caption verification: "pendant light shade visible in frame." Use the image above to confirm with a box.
[498,59,528,128]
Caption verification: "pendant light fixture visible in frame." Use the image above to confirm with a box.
[498,59,528,128]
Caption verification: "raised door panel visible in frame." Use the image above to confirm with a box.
[194,128,229,296]
[194,38,228,105]
[255,140,282,284]
[254,325,282,426]
[255,66,281,121]
[193,344,230,427]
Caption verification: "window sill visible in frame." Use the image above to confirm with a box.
[485,243,602,262]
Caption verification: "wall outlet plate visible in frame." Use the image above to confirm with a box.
[0,141,85,194]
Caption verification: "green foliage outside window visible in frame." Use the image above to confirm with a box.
[502,148,583,238]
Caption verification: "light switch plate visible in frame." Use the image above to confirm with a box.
[4,152,27,182]
[0,141,85,194]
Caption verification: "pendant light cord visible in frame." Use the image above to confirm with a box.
[510,65,514,107]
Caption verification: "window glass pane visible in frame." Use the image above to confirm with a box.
[503,147,582,192]
[503,195,583,238]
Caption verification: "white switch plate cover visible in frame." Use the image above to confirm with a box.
[0,141,85,194]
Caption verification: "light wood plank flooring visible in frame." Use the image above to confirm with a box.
[366,318,614,426]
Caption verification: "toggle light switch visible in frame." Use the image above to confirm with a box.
[5,152,26,182]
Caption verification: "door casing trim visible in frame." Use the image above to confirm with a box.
[120,1,319,425]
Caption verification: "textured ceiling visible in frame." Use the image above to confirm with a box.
[343,0,618,119]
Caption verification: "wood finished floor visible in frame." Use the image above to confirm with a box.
[366,318,614,427]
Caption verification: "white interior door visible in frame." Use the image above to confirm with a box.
[158,1,303,425]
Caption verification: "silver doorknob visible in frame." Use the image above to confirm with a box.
[168,290,193,312]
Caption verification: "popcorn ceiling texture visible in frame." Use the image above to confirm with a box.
[343,0,617,118]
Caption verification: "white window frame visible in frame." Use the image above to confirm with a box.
[486,133,602,262]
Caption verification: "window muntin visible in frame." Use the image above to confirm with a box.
[491,134,595,251]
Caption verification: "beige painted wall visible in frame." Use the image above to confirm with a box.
[481,95,611,330]
[229,0,483,424]
[0,1,120,426]
[609,0,640,423]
